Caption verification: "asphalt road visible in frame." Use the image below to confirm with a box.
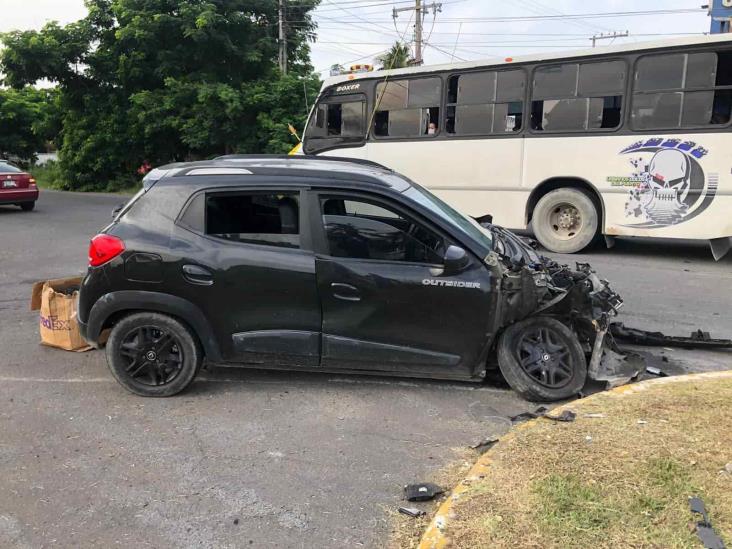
[1,190,730,548]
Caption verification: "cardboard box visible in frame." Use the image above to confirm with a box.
[30,277,92,352]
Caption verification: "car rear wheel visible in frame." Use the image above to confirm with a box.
[105,312,202,397]
[532,188,598,254]
[497,316,587,402]
[20,201,35,211]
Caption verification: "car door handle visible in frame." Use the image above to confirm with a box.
[182,264,214,285]
[331,283,361,302]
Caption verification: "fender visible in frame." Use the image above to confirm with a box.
[83,290,223,361]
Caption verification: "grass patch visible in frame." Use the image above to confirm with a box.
[534,473,614,533]
[421,376,732,549]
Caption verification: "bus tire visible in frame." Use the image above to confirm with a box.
[532,188,598,254]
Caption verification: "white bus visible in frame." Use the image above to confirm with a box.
[299,35,732,259]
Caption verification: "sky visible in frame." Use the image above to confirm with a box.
[0,0,714,77]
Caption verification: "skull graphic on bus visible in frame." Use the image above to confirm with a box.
[616,138,714,228]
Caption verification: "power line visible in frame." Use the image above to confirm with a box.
[286,7,705,25]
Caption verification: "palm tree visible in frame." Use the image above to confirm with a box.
[376,42,413,70]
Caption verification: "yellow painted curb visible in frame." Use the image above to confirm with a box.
[417,370,732,549]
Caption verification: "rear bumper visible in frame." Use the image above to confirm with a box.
[0,188,39,204]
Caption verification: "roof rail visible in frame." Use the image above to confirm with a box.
[214,154,392,172]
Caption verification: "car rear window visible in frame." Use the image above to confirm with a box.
[203,191,301,249]
[0,162,22,173]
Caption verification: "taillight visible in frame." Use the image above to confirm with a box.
[88,234,125,267]
[29,178,36,185]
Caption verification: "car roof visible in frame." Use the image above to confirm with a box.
[147,155,413,192]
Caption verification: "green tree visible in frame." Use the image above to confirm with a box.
[1,0,320,190]
[376,42,413,70]
[0,87,59,163]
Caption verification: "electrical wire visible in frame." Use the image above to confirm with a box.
[282,7,704,25]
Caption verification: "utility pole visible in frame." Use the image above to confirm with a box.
[590,31,629,48]
[415,0,423,65]
[393,1,442,65]
[278,0,288,74]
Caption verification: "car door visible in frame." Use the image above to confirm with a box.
[311,190,494,379]
[172,186,321,367]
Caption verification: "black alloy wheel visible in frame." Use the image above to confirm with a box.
[497,316,587,402]
[516,325,573,389]
[106,312,202,397]
[119,325,185,386]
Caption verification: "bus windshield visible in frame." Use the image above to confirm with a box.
[403,184,494,253]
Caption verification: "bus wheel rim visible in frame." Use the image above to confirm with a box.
[548,202,583,241]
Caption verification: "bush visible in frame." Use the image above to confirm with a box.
[31,160,141,193]
[30,160,63,189]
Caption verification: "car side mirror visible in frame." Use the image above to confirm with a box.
[443,245,470,274]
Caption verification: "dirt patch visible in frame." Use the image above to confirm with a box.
[437,376,732,548]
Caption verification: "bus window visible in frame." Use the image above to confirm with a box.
[631,51,732,130]
[303,96,366,154]
[374,78,441,138]
[310,101,365,138]
[446,69,524,135]
[531,60,626,132]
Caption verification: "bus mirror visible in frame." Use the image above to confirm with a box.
[288,124,301,142]
[444,245,470,274]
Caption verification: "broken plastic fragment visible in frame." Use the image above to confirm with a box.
[510,407,548,424]
[404,483,445,502]
[543,410,576,422]
[645,366,668,377]
[398,506,426,518]
[469,435,500,452]
[689,497,726,549]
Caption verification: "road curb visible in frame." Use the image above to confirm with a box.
[417,370,732,549]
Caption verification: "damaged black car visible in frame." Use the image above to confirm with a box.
[78,156,638,401]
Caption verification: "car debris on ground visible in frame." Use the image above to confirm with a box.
[469,435,501,452]
[610,323,732,350]
[543,409,577,422]
[510,406,549,424]
[404,483,445,502]
[689,496,726,549]
[398,507,426,518]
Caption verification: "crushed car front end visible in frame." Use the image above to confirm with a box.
[484,224,643,399]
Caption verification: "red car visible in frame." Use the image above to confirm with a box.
[0,160,39,211]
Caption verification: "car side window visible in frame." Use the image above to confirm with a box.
[203,191,300,249]
[320,196,446,264]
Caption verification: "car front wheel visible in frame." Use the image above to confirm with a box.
[105,312,202,397]
[497,316,587,402]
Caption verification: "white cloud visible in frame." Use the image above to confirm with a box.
[0,0,87,31]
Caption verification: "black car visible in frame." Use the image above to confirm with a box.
[78,156,630,401]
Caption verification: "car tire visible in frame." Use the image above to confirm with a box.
[532,188,598,254]
[105,312,202,397]
[20,201,35,211]
[497,316,587,402]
